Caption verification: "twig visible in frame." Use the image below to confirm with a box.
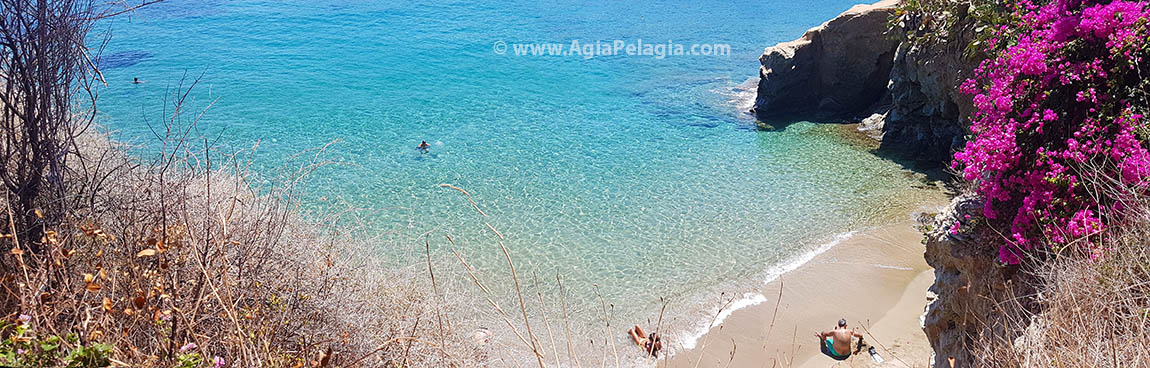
[594,285,620,368]
[446,237,543,360]
[498,240,547,368]
[438,184,487,217]
[859,320,913,368]
[426,238,449,359]
[401,315,423,366]
[693,293,735,368]
[534,272,562,368]
[558,274,583,368]
[650,299,667,360]
[722,339,737,368]
[342,337,455,368]
[762,279,784,351]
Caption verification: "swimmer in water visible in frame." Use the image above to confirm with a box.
[417,141,431,153]
[133,77,145,84]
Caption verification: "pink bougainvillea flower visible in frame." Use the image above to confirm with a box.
[954,0,1150,263]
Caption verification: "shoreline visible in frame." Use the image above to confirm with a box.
[664,218,942,368]
[676,231,858,351]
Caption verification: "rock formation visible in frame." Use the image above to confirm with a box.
[754,0,979,162]
[921,195,994,367]
[753,3,1050,365]
[869,35,977,162]
[921,195,1040,367]
[753,0,899,122]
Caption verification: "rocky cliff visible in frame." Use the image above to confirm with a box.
[753,0,899,122]
[753,0,978,162]
[868,29,978,162]
[754,2,1030,366]
[920,196,1015,367]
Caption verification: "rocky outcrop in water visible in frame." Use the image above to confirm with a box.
[752,0,899,121]
[754,0,979,163]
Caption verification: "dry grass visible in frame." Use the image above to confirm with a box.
[969,169,1150,368]
[0,82,480,367]
[972,233,1150,367]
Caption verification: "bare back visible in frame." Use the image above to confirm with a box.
[829,328,855,355]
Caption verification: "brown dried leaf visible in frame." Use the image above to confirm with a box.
[102,297,114,313]
[9,247,23,256]
[83,273,95,284]
[98,268,108,281]
[136,248,156,257]
[316,347,332,368]
[86,283,101,292]
[133,295,146,309]
[33,209,43,218]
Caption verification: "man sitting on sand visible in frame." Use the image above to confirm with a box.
[815,319,863,361]
[627,325,662,357]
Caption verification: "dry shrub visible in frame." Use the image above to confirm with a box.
[972,168,1150,368]
[0,81,479,367]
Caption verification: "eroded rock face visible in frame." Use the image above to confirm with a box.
[876,40,977,162]
[753,0,899,121]
[922,195,1032,367]
[754,0,981,163]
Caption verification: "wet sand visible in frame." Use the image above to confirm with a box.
[662,221,938,368]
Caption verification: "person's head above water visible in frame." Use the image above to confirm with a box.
[838,319,848,328]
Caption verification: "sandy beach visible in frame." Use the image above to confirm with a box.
[662,220,940,368]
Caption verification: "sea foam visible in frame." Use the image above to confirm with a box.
[677,231,858,351]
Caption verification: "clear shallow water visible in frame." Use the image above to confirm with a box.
[92,0,938,362]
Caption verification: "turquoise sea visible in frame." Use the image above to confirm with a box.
[93,0,937,362]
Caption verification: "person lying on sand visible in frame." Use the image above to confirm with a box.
[815,319,863,361]
[627,325,662,356]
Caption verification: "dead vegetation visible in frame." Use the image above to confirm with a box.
[0,1,488,366]
[969,168,1150,368]
[1,77,487,366]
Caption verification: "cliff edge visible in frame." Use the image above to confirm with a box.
[920,195,1030,367]
[753,0,899,122]
[753,0,978,162]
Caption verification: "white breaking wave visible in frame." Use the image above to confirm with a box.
[677,231,858,351]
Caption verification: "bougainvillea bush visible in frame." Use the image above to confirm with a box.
[954,0,1150,263]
